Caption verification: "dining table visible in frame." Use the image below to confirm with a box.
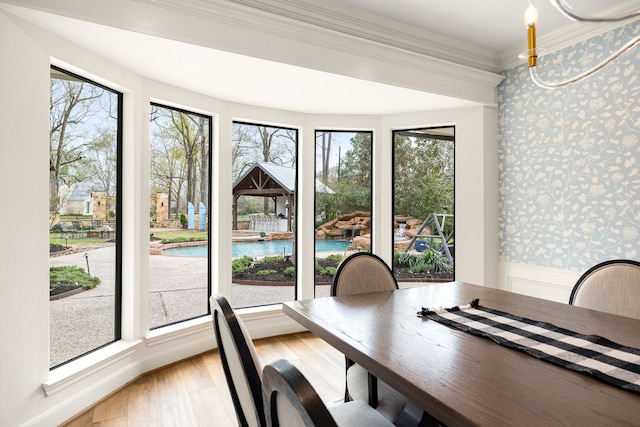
[282,281,640,426]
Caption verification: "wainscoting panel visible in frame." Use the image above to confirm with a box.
[498,261,582,303]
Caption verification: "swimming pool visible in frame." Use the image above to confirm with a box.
[163,239,351,258]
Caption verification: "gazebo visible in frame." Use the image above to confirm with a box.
[232,162,334,232]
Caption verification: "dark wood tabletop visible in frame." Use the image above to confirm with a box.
[282,282,640,427]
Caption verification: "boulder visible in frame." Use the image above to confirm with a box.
[406,217,424,228]
[351,234,371,250]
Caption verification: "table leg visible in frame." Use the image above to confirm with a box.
[396,401,444,427]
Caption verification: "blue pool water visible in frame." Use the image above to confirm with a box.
[164,239,351,258]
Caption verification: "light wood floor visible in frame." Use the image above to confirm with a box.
[60,332,346,426]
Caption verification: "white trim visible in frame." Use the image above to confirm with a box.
[144,316,212,348]
[42,340,141,396]
[138,0,500,73]
[498,260,582,303]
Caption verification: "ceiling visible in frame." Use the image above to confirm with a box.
[1,0,635,115]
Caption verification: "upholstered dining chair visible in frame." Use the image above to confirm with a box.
[569,259,640,319]
[330,252,407,423]
[262,359,395,427]
[210,294,266,427]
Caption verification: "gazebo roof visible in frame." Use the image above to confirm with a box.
[233,162,334,196]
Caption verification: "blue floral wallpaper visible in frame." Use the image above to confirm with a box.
[498,21,640,271]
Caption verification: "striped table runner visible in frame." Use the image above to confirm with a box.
[418,299,640,393]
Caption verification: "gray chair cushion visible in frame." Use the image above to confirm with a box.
[570,260,640,319]
[331,252,398,296]
[329,400,396,427]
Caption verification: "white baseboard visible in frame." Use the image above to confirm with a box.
[498,261,582,303]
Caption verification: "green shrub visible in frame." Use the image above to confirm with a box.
[50,266,100,291]
[394,251,420,268]
[394,249,452,273]
[325,254,344,262]
[409,262,430,273]
[256,269,278,276]
[431,254,453,273]
[262,255,284,263]
[232,256,253,273]
[283,266,296,276]
[50,243,66,253]
[321,266,336,277]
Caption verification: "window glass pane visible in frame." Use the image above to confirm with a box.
[314,131,372,296]
[49,66,121,368]
[231,122,297,308]
[149,104,211,328]
[392,127,455,287]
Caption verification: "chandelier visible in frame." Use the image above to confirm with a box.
[522,0,640,89]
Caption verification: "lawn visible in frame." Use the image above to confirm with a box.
[150,229,207,242]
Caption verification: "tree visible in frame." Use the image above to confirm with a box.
[150,106,210,219]
[49,73,116,224]
[316,131,333,182]
[314,132,371,222]
[394,135,454,220]
[84,132,117,195]
[149,125,186,217]
[333,132,372,214]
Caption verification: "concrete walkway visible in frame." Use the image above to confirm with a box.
[49,245,421,367]
[49,245,333,367]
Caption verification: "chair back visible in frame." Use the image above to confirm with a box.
[262,359,338,427]
[210,295,266,427]
[569,259,640,319]
[331,252,398,297]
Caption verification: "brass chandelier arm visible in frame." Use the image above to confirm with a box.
[529,33,640,89]
[551,0,640,23]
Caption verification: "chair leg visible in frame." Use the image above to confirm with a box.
[367,372,379,408]
[345,355,380,409]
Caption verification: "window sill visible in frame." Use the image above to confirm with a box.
[42,339,141,397]
[144,304,285,346]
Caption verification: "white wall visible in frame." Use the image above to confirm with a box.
[0,10,51,427]
[0,7,500,427]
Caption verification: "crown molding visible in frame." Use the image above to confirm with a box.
[137,0,501,73]
[129,0,503,96]
[4,0,639,76]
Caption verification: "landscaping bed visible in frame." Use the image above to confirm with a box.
[232,253,453,285]
[49,265,100,299]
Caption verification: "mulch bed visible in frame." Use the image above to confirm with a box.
[233,258,453,285]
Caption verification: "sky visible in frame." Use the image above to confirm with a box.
[314,131,358,172]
